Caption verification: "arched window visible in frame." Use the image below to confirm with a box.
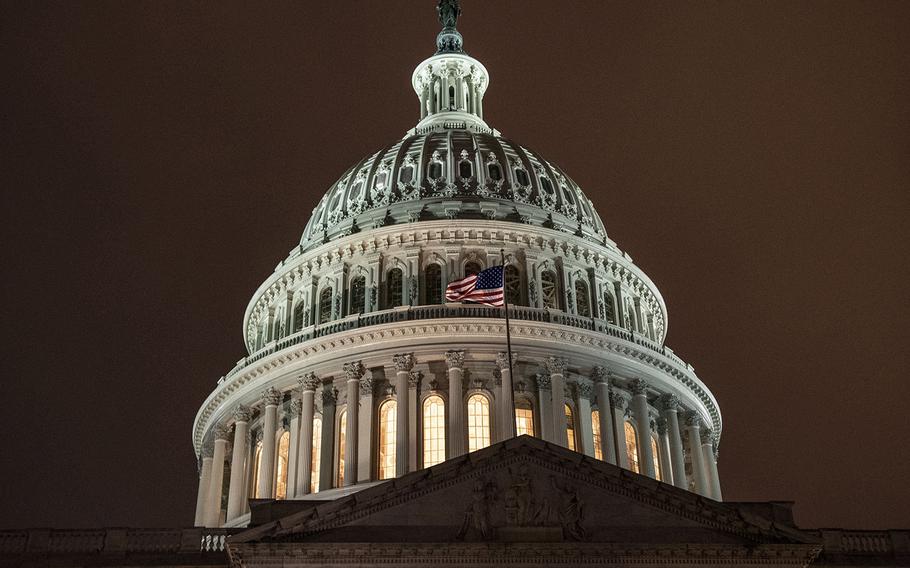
[251,441,263,498]
[448,85,455,109]
[565,404,577,452]
[275,431,290,499]
[627,303,638,331]
[293,301,306,332]
[378,400,397,479]
[337,409,347,487]
[464,261,482,277]
[310,415,322,493]
[505,265,523,306]
[467,394,491,452]
[319,287,333,324]
[625,421,640,473]
[350,275,366,314]
[515,400,534,437]
[541,270,559,310]
[425,264,443,304]
[422,395,446,467]
[651,436,663,482]
[603,292,616,324]
[387,268,403,308]
[575,279,591,317]
[592,410,603,460]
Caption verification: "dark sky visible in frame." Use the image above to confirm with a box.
[2,1,909,531]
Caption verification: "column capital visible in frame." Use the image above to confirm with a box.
[535,373,551,391]
[299,372,321,392]
[684,410,702,428]
[393,353,415,371]
[544,356,568,375]
[260,386,282,407]
[359,375,375,397]
[288,398,303,416]
[608,391,627,410]
[656,417,669,435]
[656,393,680,412]
[343,361,366,381]
[407,370,422,389]
[496,352,517,370]
[232,404,252,423]
[575,379,594,400]
[201,441,215,459]
[591,365,608,384]
[700,428,714,445]
[322,387,338,406]
[213,424,231,441]
[444,350,465,370]
[627,378,649,396]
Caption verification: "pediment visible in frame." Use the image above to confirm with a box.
[231,436,812,548]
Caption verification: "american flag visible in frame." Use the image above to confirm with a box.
[445,266,505,307]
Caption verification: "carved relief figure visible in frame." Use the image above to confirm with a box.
[456,478,497,540]
[504,464,545,526]
[550,476,586,541]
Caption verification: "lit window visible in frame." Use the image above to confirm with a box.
[426,264,443,304]
[592,410,603,460]
[575,280,591,317]
[337,409,346,487]
[310,416,322,493]
[350,276,366,314]
[251,441,263,498]
[423,395,446,467]
[515,402,534,437]
[275,431,290,499]
[651,436,662,482]
[625,421,640,473]
[378,400,397,479]
[467,394,491,452]
[541,270,558,309]
[565,404,576,452]
[319,287,333,324]
[387,268,403,308]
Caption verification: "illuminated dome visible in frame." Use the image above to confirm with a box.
[191,0,723,530]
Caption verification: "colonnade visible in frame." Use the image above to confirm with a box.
[193,354,722,527]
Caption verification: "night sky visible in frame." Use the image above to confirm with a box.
[2,1,908,530]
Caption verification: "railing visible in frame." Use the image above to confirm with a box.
[815,529,910,557]
[0,528,238,556]
[221,304,690,385]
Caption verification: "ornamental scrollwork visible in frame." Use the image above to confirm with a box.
[444,350,465,369]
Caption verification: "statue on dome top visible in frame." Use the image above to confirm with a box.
[438,0,461,29]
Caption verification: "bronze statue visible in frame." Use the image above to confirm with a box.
[438,0,461,29]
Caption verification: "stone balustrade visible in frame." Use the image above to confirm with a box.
[0,527,238,555]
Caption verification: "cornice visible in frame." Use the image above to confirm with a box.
[192,318,720,454]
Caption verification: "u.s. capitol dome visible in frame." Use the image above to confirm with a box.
[192,1,723,529]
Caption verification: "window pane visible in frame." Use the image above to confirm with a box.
[293,301,306,332]
[592,410,603,460]
[350,276,366,314]
[505,265,522,306]
[459,161,472,179]
[310,416,322,493]
[488,163,502,181]
[651,436,662,482]
[275,431,290,499]
[625,421,639,473]
[515,406,534,437]
[428,162,442,180]
[319,287,333,324]
[388,268,403,308]
[541,271,558,310]
[575,280,590,317]
[467,394,491,452]
[378,400,397,479]
[423,395,446,467]
[337,410,346,487]
[565,404,576,452]
[426,264,443,304]
[603,293,615,324]
[515,169,530,186]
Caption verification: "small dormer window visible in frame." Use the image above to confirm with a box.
[399,166,414,184]
[449,86,456,110]
[540,177,555,195]
[488,163,502,181]
[428,162,442,180]
[459,160,472,179]
[374,172,387,191]
[515,169,530,186]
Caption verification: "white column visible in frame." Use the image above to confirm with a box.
[656,418,673,484]
[592,367,616,465]
[445,351,466,457]
[256,387,281,499]
[576,380,595,457]
[408,370,419,472]
[610,393,630,469]
[658,394,688,490]
[204,426,229,527]
[226,405,251,520]
[318,387,337,491]
[194,444,213,527]
[286,399,301,497]
[357,372,374,483]
[296,374,319,495]
[545,357,568,447]
[684,411,711,497]
[629,379,656,479]
[496,352,516,440]
[342,361,364,487]
[701,429,723,501]
[536,373,553,442]
[393,353,414,476]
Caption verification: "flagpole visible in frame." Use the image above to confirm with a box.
[500,249,515,435]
